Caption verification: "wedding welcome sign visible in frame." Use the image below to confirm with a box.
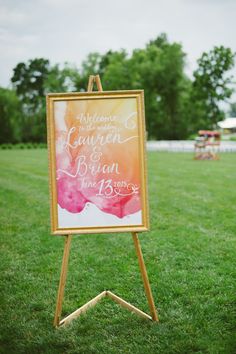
[47,90,149,234]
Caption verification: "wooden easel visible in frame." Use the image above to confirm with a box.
[53,75,158,327]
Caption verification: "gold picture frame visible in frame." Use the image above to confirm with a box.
[46,90,149,235]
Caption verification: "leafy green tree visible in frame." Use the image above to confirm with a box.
[100,50,133,90]
[11,58,50,108]
[9,41,235,143]
[191,46,235,130]
[130,35,190,139]
[11,59,80,142]
[79,34,191,139]
[11,58,50,142]
[44,63,79,93]
[0,88,22,143]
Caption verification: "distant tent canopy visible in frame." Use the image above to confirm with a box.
[217,118,236,130]
[198,130,221,138]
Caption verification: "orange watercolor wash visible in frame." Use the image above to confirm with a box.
[54,97,142,219]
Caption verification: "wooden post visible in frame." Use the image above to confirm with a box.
[132,232,158,321]
[87,75,95,92]
[87,74,103,92]
[95,75,103,91]
[54,235,72,327]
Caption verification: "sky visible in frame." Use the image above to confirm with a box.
[0,0,236,105]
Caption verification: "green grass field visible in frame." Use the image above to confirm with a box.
[0,150,235,354]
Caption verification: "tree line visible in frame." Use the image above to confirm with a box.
[0,34,235,143]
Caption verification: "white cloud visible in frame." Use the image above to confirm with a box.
[0,0,235,95]
[0,7,28,26]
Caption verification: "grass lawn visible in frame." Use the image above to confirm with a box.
[0,150,235,354]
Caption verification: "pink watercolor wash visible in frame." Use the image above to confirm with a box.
[55,98,142,219]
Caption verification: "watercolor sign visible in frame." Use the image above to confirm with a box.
[47,91,149,234]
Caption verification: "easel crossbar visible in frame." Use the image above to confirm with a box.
[59,290,152,327]
[106,291,152,320]
[60,291,107,326]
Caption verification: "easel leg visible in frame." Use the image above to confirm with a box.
[132,232,158,321]
[54,235,72,327]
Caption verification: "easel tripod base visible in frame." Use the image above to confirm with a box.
[53,233,158,327]
[57,290,153,327]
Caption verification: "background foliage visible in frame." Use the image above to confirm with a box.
[0,34,235,143]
